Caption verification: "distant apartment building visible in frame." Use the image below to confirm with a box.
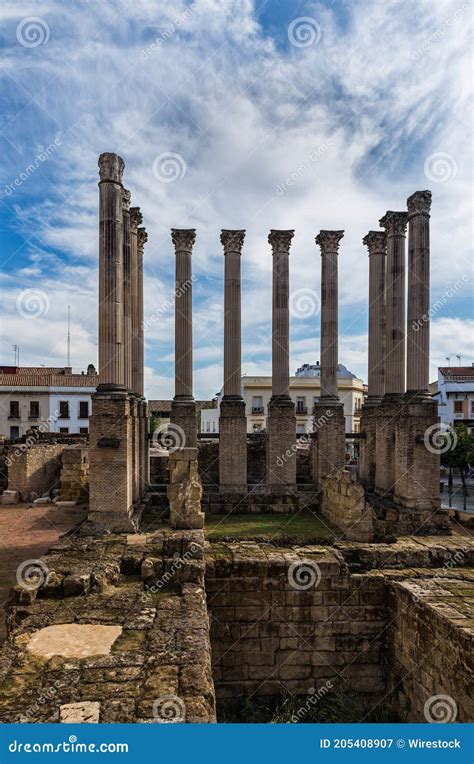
[0,364,98,439]
[432,365,474,434]
[200,363,367,435]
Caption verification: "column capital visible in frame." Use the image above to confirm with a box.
[363,230,386,255]
[268,229,294,253]
[130,207,143,230]
[137,227,148,252]
[379,211,408,236]
[220,229,245,254]
[122,188,131,213]
[98,152,124,184]
[171,228,196,252]
[407,190,432,218]
[316,230,344,253]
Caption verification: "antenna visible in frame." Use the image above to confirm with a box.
[67,305,71,368]
[13,345,19,366]
[445,357,450,366]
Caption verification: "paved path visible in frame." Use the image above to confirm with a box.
[0,503,87,642]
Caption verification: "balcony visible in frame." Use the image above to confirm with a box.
[296,407,308,415]
[252,406,264,415]
[8,414,20,420]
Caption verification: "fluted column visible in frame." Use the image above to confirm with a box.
[122,189,132,393]
[269,230,294,402]
[406,190,432,398]
[130,207,143,396]
[379,211,408,399]
[171,229,197,448]
[137,227,147,398]
[97,152,125,389]
[316,230,344,400]
[219,230,247,494]
[363,231,386,402]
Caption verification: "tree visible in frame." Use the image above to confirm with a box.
[442,423,474,503]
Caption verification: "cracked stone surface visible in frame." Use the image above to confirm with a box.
[25,624,123,659]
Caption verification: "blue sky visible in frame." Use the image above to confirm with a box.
[0,0,472,398]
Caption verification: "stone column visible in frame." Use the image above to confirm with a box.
[219,230,247,494]
[137,227,149,496]
[122,189,133,393]
[406,190,432,398]
[375,211,407,497]
[359,231,386,489]
[130,207,142,504]
[89,153,135,532]
[311,231,346,485]
[170,229,197,448]
[267,230,296,496]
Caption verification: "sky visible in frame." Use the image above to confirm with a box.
[0,0,472,400]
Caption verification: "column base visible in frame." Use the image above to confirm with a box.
[171,398,197,448]
[219,398,247,494]
[267,399,296,490]
[359,402,379,490]
[374,400,400,498]
[310,400,345,485]
[138,398,149,497]
[167,447,205,529]
[88,390,136,533]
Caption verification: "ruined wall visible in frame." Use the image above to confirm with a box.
[6,444,64,501]
[320,470,375,542]
[60,447,89,503]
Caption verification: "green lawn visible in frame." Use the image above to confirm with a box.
[204,512,337,545]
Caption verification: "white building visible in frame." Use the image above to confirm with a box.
[201,363,366,435]
[0,365,98,439]
[432,365,474,434]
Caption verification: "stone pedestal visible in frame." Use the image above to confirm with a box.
[219,398,247,493]
[139,398,149,496]
[359,403,378,489]
[374,400,400,497]
[88,391,136,532]
[167,447,204,529]
[171,400,197,448]
[267,399,296,492]
[130,396,139,504]
[310,402,345,485]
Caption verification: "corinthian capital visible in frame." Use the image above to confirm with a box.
[130,207,143,231]
[220,229,245,254]
[362,231,386,256]
[316,230,344,253]
[137,228,148,252]
[122,188,131,213]
[98,152,124,184]
[171,228,196,252]
[268,229,294,254]
[407,190,432,218]
[379,211,408,236]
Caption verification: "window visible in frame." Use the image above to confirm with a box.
[10,426,19,439]
[296,396,307,413]
[453,400,463,414]
[9,401,19,418]
[79,427,89,435]
[59,401,70,419]
[471,400,474,414]
[59,427,69,434]
[252,396,263,414]
[29,401,40,418]
[212,421,216,432]
[78,401,89,419]
[296,424,306,434]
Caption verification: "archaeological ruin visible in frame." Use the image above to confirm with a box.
[0,155,472,725]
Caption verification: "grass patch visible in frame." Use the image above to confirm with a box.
[204,512,337,545]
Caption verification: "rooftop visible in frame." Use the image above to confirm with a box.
[0,365,98,388]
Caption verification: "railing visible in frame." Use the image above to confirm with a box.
[251,407,264,414]
[296,406,308,414]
